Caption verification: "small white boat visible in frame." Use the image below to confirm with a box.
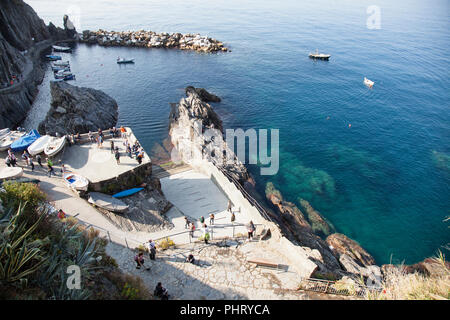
[27,135,52,156]
[0,167,23,180]
[0,131,26,151]
[53,61,70,67]
[44,136,66,157]
[63,172,89,191]
[309,49,331,60]
[364,77,374,88]
[52,45,72,52]
[88,192,129,213]
[116,57,134,64]
[0,128,10,139]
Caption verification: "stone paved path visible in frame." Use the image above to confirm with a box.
[105,238,313,300]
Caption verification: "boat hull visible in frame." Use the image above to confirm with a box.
[112,187,144,198]
[28,135,51,156]
[44,136,66,157]
[88,192,129,213]
[63,172,89,191]
[0,167,24,180]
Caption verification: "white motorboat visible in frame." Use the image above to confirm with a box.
[0,167,23,180]
[0,128,10,139]
[63,172,89,191]
[364,77,374,88]
[44,136,66,157]
[53,61,70,67]
[309,49,331,60]
[52,45,72,52]
[117,57,134,64]
[0,131,26,151]
[88,192,129,213]
[27,135,52,156]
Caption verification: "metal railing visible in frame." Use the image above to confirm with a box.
[298,277,382,298]
[216,166,274,223]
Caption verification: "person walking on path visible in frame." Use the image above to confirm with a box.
[202,223,210,244]
[134,252,150,270]
[147,239,156,260]
[47,158,54,177]
[246,220,255,240]
[36,154,42,167]
[199,216,205,224]
[114,148,120,164]
[29,157,34,171]
[227,200,233,213]
[110,140,115,154]
[189,222,195,238]
[231,212,235,224]
[209,213,215,225]
[184,216,190,229]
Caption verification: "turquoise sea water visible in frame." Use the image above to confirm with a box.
[25,0,449,265]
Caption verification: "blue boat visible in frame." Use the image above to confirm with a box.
[63,74,76,81]
[112,187,144,198]
[10,130,41,152]
[46,55,62,61]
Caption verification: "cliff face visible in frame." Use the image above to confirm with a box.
[38,81,119,135]
[0,0,52,129]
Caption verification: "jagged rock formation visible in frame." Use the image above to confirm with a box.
[326,233,376,267]
[0,0,79,129]
[81,29,228,53]
[0,0,52,128]
[38,81,118,135]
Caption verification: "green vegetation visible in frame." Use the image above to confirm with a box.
[0,182,152,300]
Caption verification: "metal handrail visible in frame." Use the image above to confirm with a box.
[298,277,382,297]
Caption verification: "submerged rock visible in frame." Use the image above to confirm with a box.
[38,81,118,135]
[299,198,335,237]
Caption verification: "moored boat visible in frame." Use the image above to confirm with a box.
[46,55,62,61]
[27,135,52,155]
[44,136,66,157]
[63,172,89,191]
[52,45,72,52]
[364,77,374,88]
[0,167,24,180]
[10,129,40,152]
[116,57,135,64]
[88,192,129,213]
[52,61,70,67]
[0,131,26,151]
[309,49,331,60]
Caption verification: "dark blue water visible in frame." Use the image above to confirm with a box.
[25,0,450,265]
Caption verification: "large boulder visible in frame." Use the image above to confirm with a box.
[38,81,118,135]
[326,233,376,267]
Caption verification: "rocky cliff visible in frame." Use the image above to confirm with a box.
[38,81,118,135]
[0,0,78,129]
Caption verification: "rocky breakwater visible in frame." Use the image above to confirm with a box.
[81,30,228,53]
[38,81,118,135]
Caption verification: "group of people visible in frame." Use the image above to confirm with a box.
[4,148,59,177]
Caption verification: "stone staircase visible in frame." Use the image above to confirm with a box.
[152,162,192,179]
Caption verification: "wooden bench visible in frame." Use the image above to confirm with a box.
[247,258,280,270]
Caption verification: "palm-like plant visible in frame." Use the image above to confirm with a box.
[0,203,48,285]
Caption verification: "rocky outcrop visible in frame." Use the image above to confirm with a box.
[299,198,335,237]
[326,233,376,267]
[38,81,118,135]
[0,0,52,128]
[0,1,80,129]
[185,86,221,103]
[80,29,228,53]
[265,182,342,273]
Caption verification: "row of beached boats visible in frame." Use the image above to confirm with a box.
[46,45,76,81]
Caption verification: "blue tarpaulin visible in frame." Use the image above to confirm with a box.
[10,130,40,152]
